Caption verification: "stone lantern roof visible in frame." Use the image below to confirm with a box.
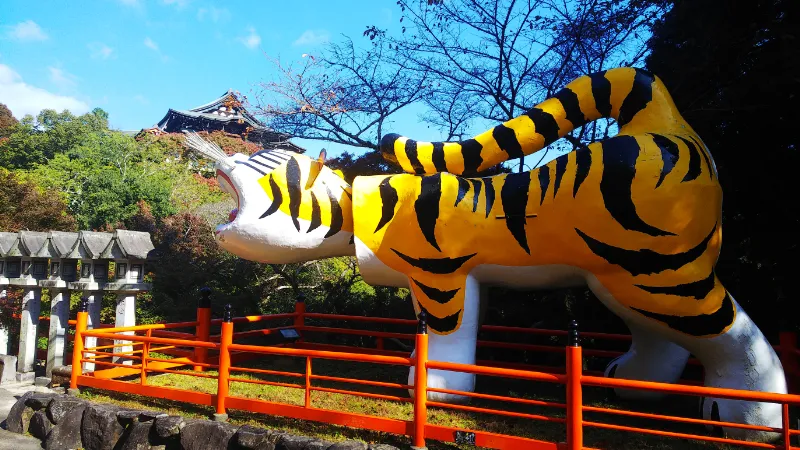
[101,230,156,260]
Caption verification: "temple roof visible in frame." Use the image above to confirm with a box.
[153,90,304,153]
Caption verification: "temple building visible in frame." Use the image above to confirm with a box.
[144,90,303,152]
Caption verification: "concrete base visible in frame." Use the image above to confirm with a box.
[211,413,228,422]
[34,377,51,387]
[0,355,16,385]
[15,372,35,383]
[66,387,80,397]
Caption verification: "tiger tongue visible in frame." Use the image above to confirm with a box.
[228,208,238,223]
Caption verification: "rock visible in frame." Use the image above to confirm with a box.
[24,391,59,410]
[82,403,126,450]
[275,435,315,450]
[304,440,334,450]
[35,376,52,387]
[119,421,159,450]
[153,414,185,438]
[47,395,88,424]
[0,355,17,384]
[179,420,237,450]
[328,442,367,450]
[45,404,86,450]
[6,391,35,433]
[29,410,54,440]
[138,410,167,422]
[367,445,400,450]
[234,425,278,450]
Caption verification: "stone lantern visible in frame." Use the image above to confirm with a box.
[10,231,49,378]
[65,231,113,371]
[0,232,19,356]
[36,231,79,376]
[101,230,155,365]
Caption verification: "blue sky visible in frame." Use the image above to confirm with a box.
[0,0,439,157]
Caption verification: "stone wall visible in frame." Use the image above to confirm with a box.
[5,391,399,450]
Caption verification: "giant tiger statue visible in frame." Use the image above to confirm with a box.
[186,67,786,441]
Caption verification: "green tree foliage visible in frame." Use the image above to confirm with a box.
[0,108,109,169]
[0,169,77,232]
[646,0,799,335]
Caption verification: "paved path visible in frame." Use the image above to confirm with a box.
[0,382,58,449]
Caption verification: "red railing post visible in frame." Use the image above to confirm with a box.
[782,403,791,450]
[294,293,306,342]
[412,311,428,450]
[215,304,233,420]
[194,287,212,372]
[141,329,151,385]
[779,331,798,392]
[566,320,583,450]
[69,297,89,393]
[305,356,312,408]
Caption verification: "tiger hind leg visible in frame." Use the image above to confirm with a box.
[589,275,786,442]
[604,320,690,400]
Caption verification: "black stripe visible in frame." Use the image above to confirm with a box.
[392,249,476,274]
[650,134,679,188]
[573,147,591,197]
[258,154,286,166]
[461,139,483,175]
[411,279,460,304]
[618,68,655,127]
[247,157,276,170]
[482,177,495,218]
[554,155,567,196]
[554,87,586,128]
[375,177,399,233]
[601,136,674,236]
[379,133,401,160]
[417,302,461,334]
[525,108,560,147]
[259,175,283,218]
[269,152,292,161]
[251,150,272,158]
[690,135,714,178]
[454,177,470,207]
[676,136,702,182]
[432,142,447,172]
[405,139,425,174]
[636,272,716,300]
[470,179,482,213]
[307,191,322,233]
[501,171,532,254]
[235,160,266,175]
[324,186,343,238]
[492,124,524,159]
[286,158,302,231]
[538,165,550,205]
[575,224,717,276]
[415,174,442,251]
[589,71,612,117]
[632,291,735,337]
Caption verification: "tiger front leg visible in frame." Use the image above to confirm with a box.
[408,274,482,403]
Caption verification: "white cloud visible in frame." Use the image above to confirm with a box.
[239,26,261,49]
[292,29,330,47]
[197,6,230,23]
[163,0,191,9]
[48,66,78,91]
[144,37,159,52]
[6,20,48,42]
[88,42,114,59]
[0,64,89,118]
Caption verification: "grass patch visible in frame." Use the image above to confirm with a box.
[73,352,795,450]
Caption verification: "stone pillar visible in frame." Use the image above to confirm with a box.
[17,288,41,375]
[113,294,135,365]
[0,289,8,355]
[46,289,69,376]
[83,292,102,372]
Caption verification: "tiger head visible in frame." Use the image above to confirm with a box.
[184,133,354,264]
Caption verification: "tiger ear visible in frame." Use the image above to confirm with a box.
[306,149,327,189]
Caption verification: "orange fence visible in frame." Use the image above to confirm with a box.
[66,298,800,450]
